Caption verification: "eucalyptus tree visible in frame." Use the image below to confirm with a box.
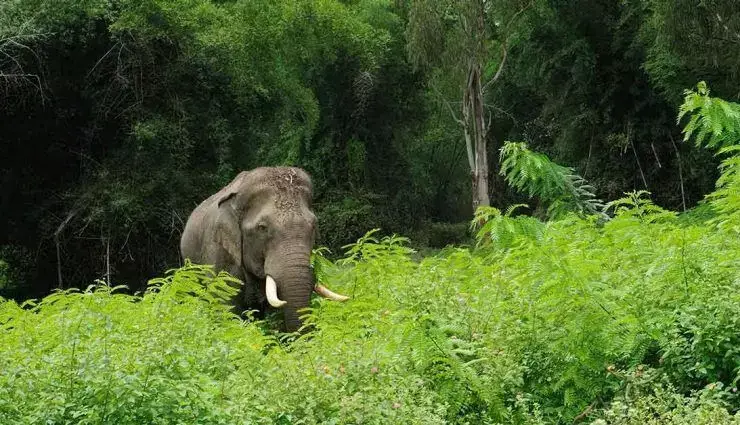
[405,0,535,212]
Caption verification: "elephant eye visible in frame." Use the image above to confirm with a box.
[257,223,268,232]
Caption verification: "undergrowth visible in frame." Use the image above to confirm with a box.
[1,82,740,424]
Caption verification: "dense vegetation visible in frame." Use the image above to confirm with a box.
[2,83,740,423]
[2,1,740,423]
[2,0,740,298]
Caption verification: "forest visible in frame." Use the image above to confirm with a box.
[1,0,740,424]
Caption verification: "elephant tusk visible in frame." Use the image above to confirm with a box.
[314,284,350,302]
[265,275,287,308]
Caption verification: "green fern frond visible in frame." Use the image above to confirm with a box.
[499,141,606,220]
[679,82,740,230]
[679,81,740,150]
[471,204,545,250]
[603,190,677,223]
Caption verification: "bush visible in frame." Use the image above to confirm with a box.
[315,195,377,254]
[0,260,9,293]
[589,367,740,424]
[425,221,472,248]
[0,259,450,424]
[4,198,740,424]
[0,245,34,300]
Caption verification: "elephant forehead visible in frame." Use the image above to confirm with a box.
[275,195,302,212]
[264,168,311,191]
[272,194,316,225]
[264,170,311,210]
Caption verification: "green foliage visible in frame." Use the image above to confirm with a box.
[603,191,677,224]
[491,0,719,210]
[471,204,546,250]
[4,187,740,423]
[499,141,605,219]
[424,221,472,248]
[0,246,34,299]
[4,2,740,422]
[591,367,740,424]
[315,194,377,254]
[679,82,740,231]
[412,221,472,249]
[678,82,740,151]
[640,0,740,105]
[0,260,8,294]
[0,0,418,295]
[705,146,740,231]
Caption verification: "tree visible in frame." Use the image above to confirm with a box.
[486,0,723,210]
[640,0,740,104]
[405,0,533,212]
[0,0,395,296]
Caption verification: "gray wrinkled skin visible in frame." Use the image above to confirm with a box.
[180,167,318,332]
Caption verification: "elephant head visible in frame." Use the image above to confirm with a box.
[181,166,348,332]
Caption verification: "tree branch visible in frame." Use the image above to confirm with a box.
[0,35,49,104]
[462,68,476,172]
[483,42,508,91]
[628,128,648,190]
[503,1,535,36]
[105,232,111,286]
[481,103,516,126]
[482,0,533,92]
[0,49,25,73]
[572,401,596,423]
[431,84,465,126]
[486,110,492,136]
[86,41,122,79]
[650,142,662,168]
[54,210,77,289]
[669,133,687,212]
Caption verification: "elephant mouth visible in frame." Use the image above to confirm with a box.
[264,274,349,308]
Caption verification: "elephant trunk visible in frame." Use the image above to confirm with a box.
[264,248,314,333]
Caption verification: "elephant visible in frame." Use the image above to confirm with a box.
[180,166,348,332]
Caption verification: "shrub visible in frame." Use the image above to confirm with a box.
[589,367,740,425]
[315,194,377,254]
[3,81,740,424]
[0,245,34,300]
[425,221,472,248]
[3,200,740,423]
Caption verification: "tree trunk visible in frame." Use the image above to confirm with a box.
[462,0,490,214]
[463,61,490,213]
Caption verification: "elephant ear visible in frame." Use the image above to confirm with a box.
[213,191,242,264]
[212,171,253,263]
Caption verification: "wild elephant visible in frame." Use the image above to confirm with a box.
[180,166,348,332]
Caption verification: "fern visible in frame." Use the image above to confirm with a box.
[705,146,740,231]
[603,190,678,223]
[679,82,740,231]
[471,204,546,249]
[499,141,606,220]
[678,81,740,150]
[311,246,335,285]
[4,170,740,424]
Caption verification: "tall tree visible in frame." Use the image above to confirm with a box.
[486,0,722,210]
[640,0,740,103]
[0,0,393,296]
[405,0,533,212]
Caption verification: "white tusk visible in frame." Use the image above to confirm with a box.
[265,275,287,308]
[314,284,350,301]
